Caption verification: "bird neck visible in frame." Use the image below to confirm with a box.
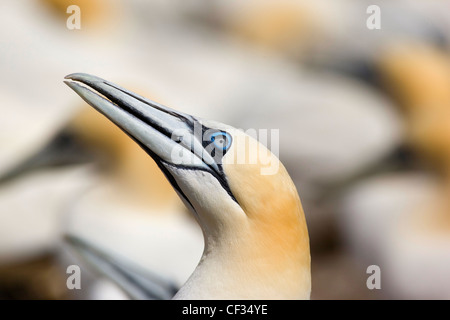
[173,150,311,299]
[174,208,311,300]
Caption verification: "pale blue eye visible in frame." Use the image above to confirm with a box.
[211,132,232,151]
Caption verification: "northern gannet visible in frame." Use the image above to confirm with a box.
[378,42,450,168]
[64,73,311,300]
[340,173,450,299]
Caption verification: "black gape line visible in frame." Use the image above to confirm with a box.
[192,121,238,204]
[68,76,239,206]
[137,132,239,211]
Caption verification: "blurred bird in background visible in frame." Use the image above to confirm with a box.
[1,0,450,299]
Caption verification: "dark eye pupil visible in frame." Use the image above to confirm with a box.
[211,133,229,149]
[212,135,223,142]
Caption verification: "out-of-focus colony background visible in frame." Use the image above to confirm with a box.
[1,0,450,299]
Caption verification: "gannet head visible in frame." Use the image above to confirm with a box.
[64,73,311,299]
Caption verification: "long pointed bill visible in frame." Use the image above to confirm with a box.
[65,235,178,300]
[64,73,234,204]
[64,73,217,172]
[64,73,229,210]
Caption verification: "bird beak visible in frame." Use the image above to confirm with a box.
[64,73,219,175]
[64,235,178,300]
[65,73,239,209]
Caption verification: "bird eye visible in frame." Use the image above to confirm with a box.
[211,132,232,151]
